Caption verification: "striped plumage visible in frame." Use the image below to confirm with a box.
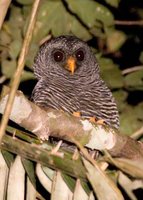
[31,36,119,129]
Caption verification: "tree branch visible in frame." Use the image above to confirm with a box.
[0,86,143,161]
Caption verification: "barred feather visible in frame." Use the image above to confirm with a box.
[31,36,119,129]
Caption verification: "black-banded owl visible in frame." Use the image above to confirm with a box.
[31,35,119,129]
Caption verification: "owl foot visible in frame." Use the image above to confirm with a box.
[96,119,105,125]
[89,117,105,125]
[73,111,81,117]
[89,117,96,123]
[50,140,64,158]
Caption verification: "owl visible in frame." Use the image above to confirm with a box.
[31,35,119,129]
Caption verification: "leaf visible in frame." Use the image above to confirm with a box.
[118,171,138,200]
[98,55,123,89]
[83,158,124,200]
[9,39,22,59]
[113,90,128,112]
[103,0,120,7]
[51,171,73,200]
[139,51,143,63]
[22,158,36,188]
[119,105,143,135]
[1,150,14,167]
[73,179,88,200]
[36,164,52,193]
[124,70,143,90]
[21,70,35,82]
[1,60,16,78]
[101,67,124,88]
[106,30,127,52]
[7,156,25,200]
[114,158,143,179]
[66,0,114,27]
[25,43,39,68]
[0,30,11,46]
[62,173,76,193]
[16,0,33,5]
[0,151,9,200]
[31,1,91,43]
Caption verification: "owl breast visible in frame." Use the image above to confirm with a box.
[31,77,119,129]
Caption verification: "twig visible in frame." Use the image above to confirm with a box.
[0,0,11,30]
[0,0,41,142]
[122,65,143,75]
[115,20,143,26]
[0,75,6,84]
[131,126,143,140]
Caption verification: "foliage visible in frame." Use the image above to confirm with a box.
[0,0,143,135]
[0,0,143,199]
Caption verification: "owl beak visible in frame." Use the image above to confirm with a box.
[66,57,76,74]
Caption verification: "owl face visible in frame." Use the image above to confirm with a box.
[33,35,99,80]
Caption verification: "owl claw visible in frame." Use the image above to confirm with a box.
[73,111,81,117]
[97,119,105,125]
[89,117,105,125]
[39,134,49,141]
[89,117,96,123]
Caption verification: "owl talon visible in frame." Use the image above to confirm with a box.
[73,111,81,117]
[97,119,105,125]
[89,117,105,125]
[89,117,96,123]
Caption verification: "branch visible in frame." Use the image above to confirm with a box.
[115,20,143,26]
[0,0,41,142]
[122,66,143,75]
[1,134,86,180]
[0,86,143,161]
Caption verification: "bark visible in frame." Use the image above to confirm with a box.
[0,86,143,161]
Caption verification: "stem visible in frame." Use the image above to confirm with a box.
[0,0,41,142]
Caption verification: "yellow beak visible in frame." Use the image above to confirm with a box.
[66,57,76,75]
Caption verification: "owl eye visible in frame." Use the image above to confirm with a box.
[75,49,85,61]
[53,50,64,62]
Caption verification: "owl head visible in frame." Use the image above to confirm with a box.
[33,35,100,80]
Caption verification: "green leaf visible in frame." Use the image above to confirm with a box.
[22,158,36,187]
[103,0,121,7]
[62,173,76,193]
[0,30,11,46]
[31,1,91,43]
[16,0,33,5]
[113,90,128,112]
[25,43,39,68]
[66,0,114,27]
[9,39,22,59]
[1,150,14,168]
[106,30,127,52]
[1,60,16,79]
[139,51,143,63]
[21,71,35,82]
[101,67,124,88]
[98,57,123,88]
[124,70,143,90]
[119,105,143,135]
